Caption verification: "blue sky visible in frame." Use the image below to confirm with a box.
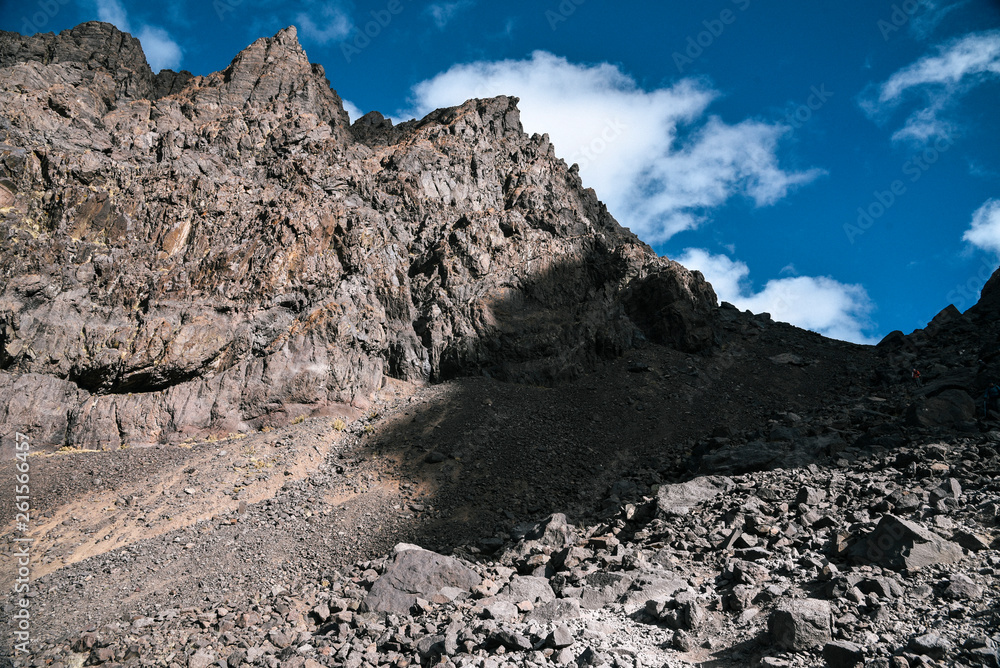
[4,0,1000,343]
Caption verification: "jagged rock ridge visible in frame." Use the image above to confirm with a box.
[0,22,716,450]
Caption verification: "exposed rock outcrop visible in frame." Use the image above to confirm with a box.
[0,22,716,451]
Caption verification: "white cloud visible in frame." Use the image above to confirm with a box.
[96,0,130,30]
[341,99,362,123]
[94,0,183,72]
[404,51,820,243]
[863,30,1000,144]
[676,248,877,344]
[137,26,182,71]
[426,1,475,30]
[963,199,1000,255]
[296,4,353,45]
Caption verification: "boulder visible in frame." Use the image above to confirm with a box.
[849,515,963,571]
[768,599,832,651]
[580,571,634,610]
[363,546,481,615]
[823,641,864,668]
[907,633,953,660]
[622,264,718,354]
[511,513,577,549]
[498,576,556,604]
[525,598,581,623]
[657,476,734,516]
[906,389,976,429]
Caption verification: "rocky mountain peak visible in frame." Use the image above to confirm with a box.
[970,266,1000,318]
[175,24,350,133]
[0,22,714,450]
[0,21,155,100]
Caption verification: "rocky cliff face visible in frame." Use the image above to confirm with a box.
[0,22,716,450]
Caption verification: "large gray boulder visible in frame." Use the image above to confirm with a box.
[849,515,964,571]
[906,389,976,429]
[511,513,578,549]
[498,576,556,604]
[768,599,832,651]
[657,476,734,516]
[363,546,481,615]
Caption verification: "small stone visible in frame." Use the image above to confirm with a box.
[311,603,331,622]
[268,628,293,648]
[90,647,115,663]
[907,633,953,660]
[416,634,445,660]
[188,649,216,668]
[797,486,827,506]
[672,630,695,652]
[823,640,864,668]
[483,600,519,620]
[555,648,575,665]
[944,573,982,600]
[548,625,574,649]
[768,599,832,651]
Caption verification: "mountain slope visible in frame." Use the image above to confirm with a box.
[0,23,715,453]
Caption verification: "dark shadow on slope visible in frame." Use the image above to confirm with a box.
[0,252,891,651]
[349,271,877,556]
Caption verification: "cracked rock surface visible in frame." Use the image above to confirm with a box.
[0,22,714,453]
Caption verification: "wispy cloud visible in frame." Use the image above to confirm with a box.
[137,26,183,71]
[862,30,1000,144]
[94,0,183,71]
[425,1,475,30]
[95,0,130,28]
[341,99,363,123]
[963,199,1000,255]
[676,248,877,344]
[909,0,969,40]
[403,51,820,243]
[296,2,353,45]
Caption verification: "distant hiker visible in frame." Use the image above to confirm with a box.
[912,368,922,386]
[979,359,989,374]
